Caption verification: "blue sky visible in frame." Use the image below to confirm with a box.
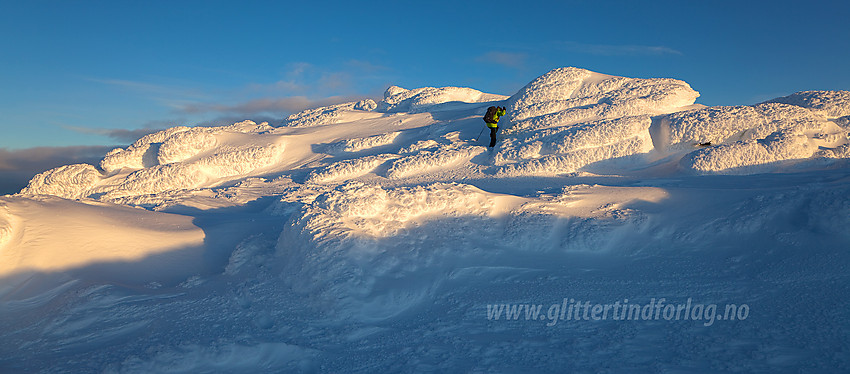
[1,0,849,151]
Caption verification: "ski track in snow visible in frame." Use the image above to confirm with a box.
[1,67,850,373]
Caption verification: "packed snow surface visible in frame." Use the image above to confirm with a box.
[2,67,850,373]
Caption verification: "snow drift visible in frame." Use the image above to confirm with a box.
[21,121,286,201]
[275,181,656,317]
[492,67,700,176]
[283,99,378,128]
[378,85,508,113]
[3,66,850,373]
[665,91,850,173]
[505,67,700,132]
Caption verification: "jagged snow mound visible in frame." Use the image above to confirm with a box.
[326,132,400,154]
[378,85,508,113]
[276,181,646,312]
[488,67,699,177]
[21,164,103,199]
[277,182,500,305]
[22,121,285,200]
[283,99,377,128]
[667,90,850,174]
[306,154,399,184]
[767,90,850,118]
[101,121,273,172]
[662,103,825,148]
[101,143,286,199]
[100,126,192,172]
[498,116,653,176]
[680,130,818,174]
[387,146,485,179]
[505,67,699,133]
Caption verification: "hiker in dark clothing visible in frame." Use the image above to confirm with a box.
[483,106,507,148]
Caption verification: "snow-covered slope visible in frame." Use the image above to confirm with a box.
[2,67,850,373]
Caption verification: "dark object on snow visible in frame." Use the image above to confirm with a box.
[696,142,712,147]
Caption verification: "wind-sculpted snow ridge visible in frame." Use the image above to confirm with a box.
[505,67,699,133]
[101,120,273,172]
[17,69,850,203]
[21,121,285,200]
[306,154,399,184]
[327,131,400,154]
[488,67,697,177]
[496,115,653,176]
[766,90,850,118]
[378,85,508,113]
[21,164,103,199]
[283,99,378,128]
[102,143,286,199]
[386,146,485,179]
[664,91,850,174]
[680,130,817,174]
[663,103,826,148]
[100,126,192,172]
[276,182,650,314]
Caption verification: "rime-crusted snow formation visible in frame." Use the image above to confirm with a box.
[680,130,817,174]
[328,132,400,154]
[101,126,193,172]
[278,182,499,295]
[290,182,496,238]
[306,154,398,184]
[663,102,826,148]
[378,85,508,113]
[505,67,699,133]
[766,90,850,118]
[387,146,485,179]
[490,67,697,176]
[276,182,645,304]
[102,143,286,199]
[23,121,284,200]
[498,122,653,176]
[658,91,850,174]
[283,100,377,128]
[497,115,654,176]
[17,69,850,204]
[20,164,103,199]
[101,121,273,172]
